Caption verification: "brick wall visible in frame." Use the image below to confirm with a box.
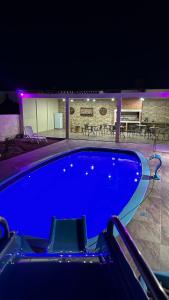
[122,99,143,110]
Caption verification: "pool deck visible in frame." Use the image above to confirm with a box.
[0,139,169,272]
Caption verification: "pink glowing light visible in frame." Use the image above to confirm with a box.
[20,93,24,97]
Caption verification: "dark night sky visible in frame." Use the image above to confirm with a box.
[0,3,169,90]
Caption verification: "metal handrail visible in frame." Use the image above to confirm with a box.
[149,153,162,180]
[107,216,168,300]
[0,216,10,240]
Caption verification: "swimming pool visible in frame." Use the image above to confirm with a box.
[0,148,150,242]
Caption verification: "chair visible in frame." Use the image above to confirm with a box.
[127,124,140,138]
[48,216,87,253]
[144,124,151,139]
[157,127,169,141]
[24,126,48,144]
[109,125,116,136]
[82,124,92,136]
[102,124,109,134]
[149,127,160,141]
[93,125,102,135]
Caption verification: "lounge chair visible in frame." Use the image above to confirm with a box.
[48,216,87,253]
[24,126,48,144]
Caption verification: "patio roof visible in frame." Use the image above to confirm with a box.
[18,89,169,99]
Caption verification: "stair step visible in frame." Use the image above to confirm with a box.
[0,261,148,300]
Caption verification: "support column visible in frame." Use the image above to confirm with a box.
[35,99,38,134]
[66,96,70,139]
[115,96,122,143]
[18,95,24,135]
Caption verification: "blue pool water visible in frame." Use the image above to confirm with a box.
[0,150,142,239]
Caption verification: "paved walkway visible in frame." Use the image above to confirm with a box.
[0,139,169,272]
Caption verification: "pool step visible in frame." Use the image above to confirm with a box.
[0,261,148,300]
[17,254,102,264]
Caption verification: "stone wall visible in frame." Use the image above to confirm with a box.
[142,99,169,123]
[0,115,20,140]
[69,99,117,128]
[69,98,169,126]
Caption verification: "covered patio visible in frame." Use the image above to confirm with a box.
[19,90,169,149]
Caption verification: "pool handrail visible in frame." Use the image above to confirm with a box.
[149,153,162,180]
[106,216,168,300]
[0,217,10,240]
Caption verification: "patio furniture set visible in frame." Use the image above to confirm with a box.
[127,124,169,141]
[71,123,169,141]
[81,124,125,136]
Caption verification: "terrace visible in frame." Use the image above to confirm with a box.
[1,90,169,298]
[19,90,169,148]
[0,138,169,273]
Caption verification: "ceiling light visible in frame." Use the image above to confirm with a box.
[87,98,90,101]
[140,97,144,101]
[62,98,65,102]
[93,99,96,102]
[111,98,115,101]
[70,99,74,102]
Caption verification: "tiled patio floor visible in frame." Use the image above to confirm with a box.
[0,139,169,272]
